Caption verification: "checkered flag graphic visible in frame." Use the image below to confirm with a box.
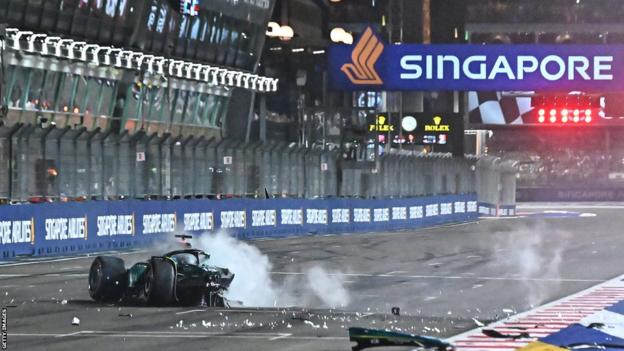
[468,91,534,125]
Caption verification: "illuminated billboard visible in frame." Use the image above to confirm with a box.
[330,27,624,92]
[367,112,461,151]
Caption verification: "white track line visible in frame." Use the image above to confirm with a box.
[10,330,344,341]
[55,331,84,338]
[175,309,207,315]
[270,271,602,283]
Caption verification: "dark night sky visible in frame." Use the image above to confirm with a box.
[431,0,468,43]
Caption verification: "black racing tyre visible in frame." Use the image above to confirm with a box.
[88,256,127,302]
[144,258,176,306]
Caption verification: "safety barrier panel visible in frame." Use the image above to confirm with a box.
[0,194,478,259]
[476,156,518,217]
[477,202,517,217]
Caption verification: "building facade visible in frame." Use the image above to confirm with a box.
[0,0,279,202]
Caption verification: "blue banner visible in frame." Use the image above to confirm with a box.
[477,202,517,217]
[329,27,624,92]
[0,195,478,260]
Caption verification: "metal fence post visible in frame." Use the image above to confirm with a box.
[117,131,132,198]
[144,132,160,198]
[233,141,246,197]
[101,130,118,199]
[159,133,173,198]
[254,142,268,197]
[296,146,307,197]
[303,147,314,198]
[288,145,299,197]
[214,138,230,197]
[88,129,108,200]
[181,135,195,198]
[243,142,259,197]
[130,130,147,199]
[205,138,218,197]
[276,142,290,197]
[191,136,206,197]
[169,135,184,198]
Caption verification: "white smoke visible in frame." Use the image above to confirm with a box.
[305,266,351,308]
[491,223,569,308]
[192,231,350,308]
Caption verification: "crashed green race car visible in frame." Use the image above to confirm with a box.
[88,248,234,307]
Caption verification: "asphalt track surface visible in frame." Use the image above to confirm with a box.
[2,203,624,351]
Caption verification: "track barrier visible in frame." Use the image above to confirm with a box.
[0,194,478,259]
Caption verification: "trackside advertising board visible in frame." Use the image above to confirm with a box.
[0,195,477,259]
[329,27,624,92]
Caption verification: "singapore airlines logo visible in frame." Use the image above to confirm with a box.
[341,27,384,85]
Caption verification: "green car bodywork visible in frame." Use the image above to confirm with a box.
[348,327,455,351]
[89,249,234,306]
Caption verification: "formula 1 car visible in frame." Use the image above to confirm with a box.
[88,247,234,307]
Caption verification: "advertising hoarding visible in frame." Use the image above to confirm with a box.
[367,112,461,152]
[329,27,624,92]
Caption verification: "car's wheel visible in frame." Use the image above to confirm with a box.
[88,256,127,302]
[144,258,176,306]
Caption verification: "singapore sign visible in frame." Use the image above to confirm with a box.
[329,27,624,92]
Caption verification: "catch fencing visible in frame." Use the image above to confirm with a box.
[476,156,518,216]
[340,154,476,198]
[0,125,479,203]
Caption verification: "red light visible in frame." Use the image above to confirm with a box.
[549,109,557,117]
[549,116,557,123]
[561,109,569,117]
[562,116,568,123]
[573,116,580,123]
[585,116,592,123]
[538,115,545,123]
[585,109,592,117]
[538,108,545,116]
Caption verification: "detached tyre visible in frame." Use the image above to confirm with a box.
[89,256,127,302]
[144,258,176,306]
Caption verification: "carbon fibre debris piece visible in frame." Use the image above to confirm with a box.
[482,328,531,340]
